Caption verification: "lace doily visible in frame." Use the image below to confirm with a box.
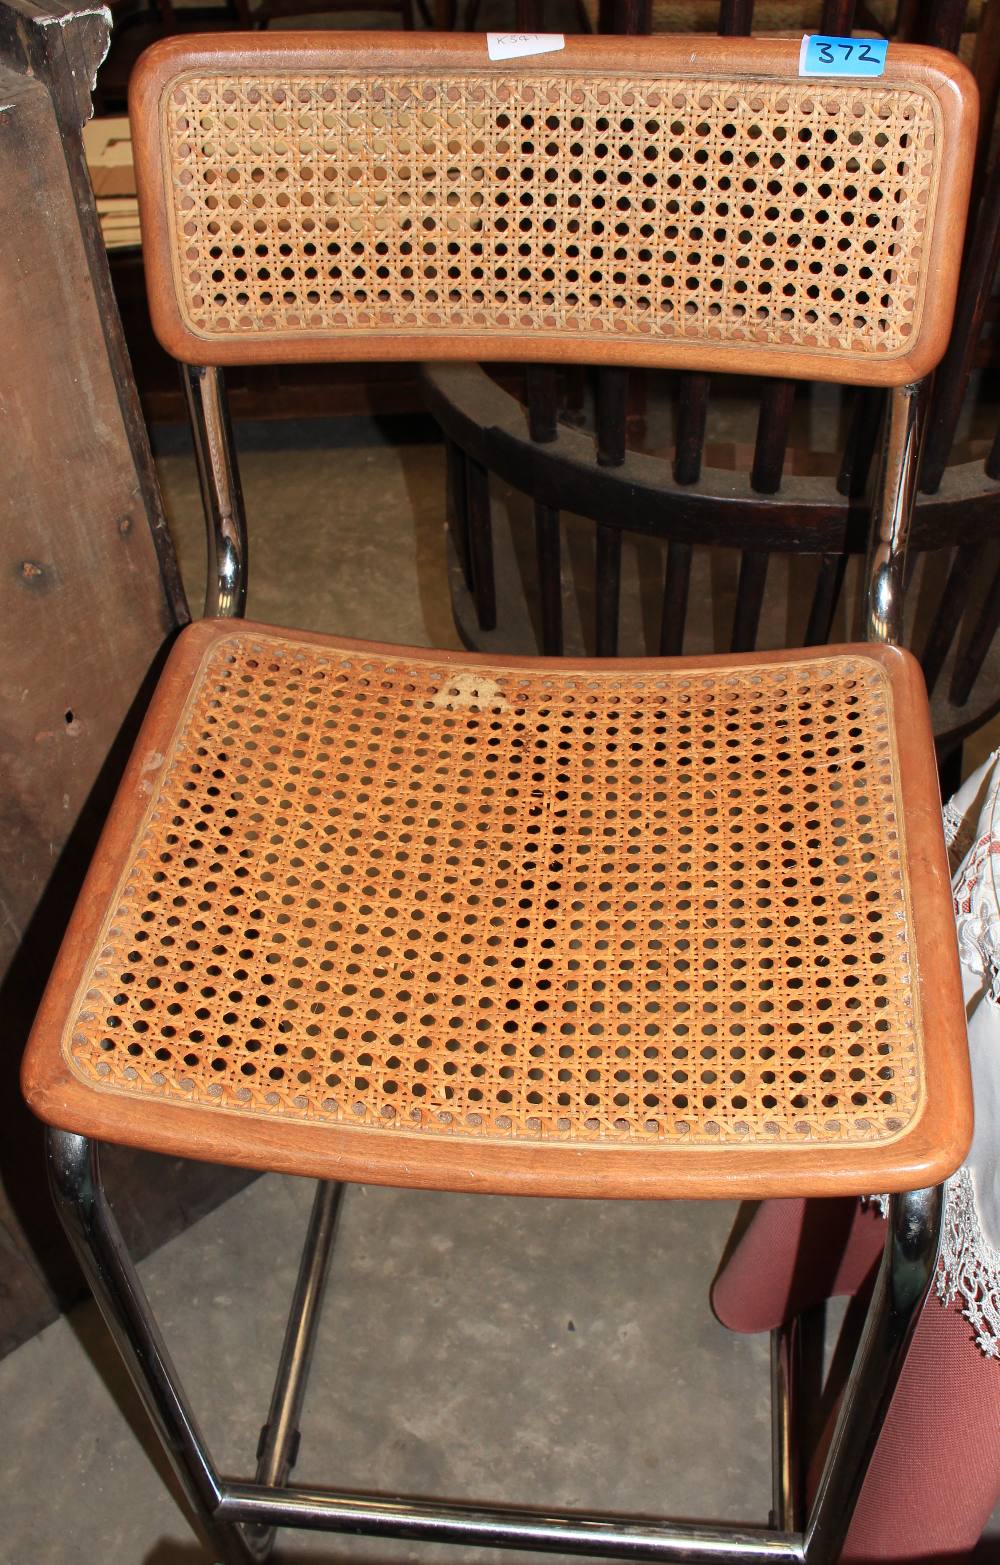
[934,751,1000,1358]
[938,1166,1000,1358]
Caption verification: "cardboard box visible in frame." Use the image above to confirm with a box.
[82,116,136,199]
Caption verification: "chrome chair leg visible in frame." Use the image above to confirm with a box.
[803,1185,942,1564]
[46,1129,258,1564]
[770,1317,802,1533]
[47,1130,344,1560]
[246,1177,344,1555]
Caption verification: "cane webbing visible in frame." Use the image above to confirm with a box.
[64,630,922,1149]
[160,66,940,360]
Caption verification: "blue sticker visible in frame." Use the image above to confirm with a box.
[798,34,888,77]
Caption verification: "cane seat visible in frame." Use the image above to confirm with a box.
[24,618,968,1198]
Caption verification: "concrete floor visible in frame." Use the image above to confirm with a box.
[0,1177,769,1564]
[2,410,998,1562]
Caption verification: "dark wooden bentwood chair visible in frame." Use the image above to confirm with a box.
[22,32,978,1565]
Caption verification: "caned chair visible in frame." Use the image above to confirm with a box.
[22,31,978,1565]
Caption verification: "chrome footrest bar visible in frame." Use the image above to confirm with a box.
[218,1483,805,1562]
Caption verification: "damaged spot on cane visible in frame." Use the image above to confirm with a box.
[138,750,165,795]
[430,672,508,712]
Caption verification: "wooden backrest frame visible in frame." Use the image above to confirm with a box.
[129,33,977,386]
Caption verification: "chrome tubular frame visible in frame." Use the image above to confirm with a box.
[52,366,940,1563]
[217,1486,803,1560]
[46,1126,943,1565]
[183,363,249,619]
[245,1178,344,1556]
[804,1185,943,1563]
[863,379,929,645]
[47,1131,257,1565]
[769,1318,802,1533]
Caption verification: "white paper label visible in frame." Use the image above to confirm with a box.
[487,32,565,61]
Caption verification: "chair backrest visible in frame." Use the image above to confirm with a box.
[130,32,977,387]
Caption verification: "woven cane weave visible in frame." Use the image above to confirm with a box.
[161,68,940,359]
[64,630,921,1148]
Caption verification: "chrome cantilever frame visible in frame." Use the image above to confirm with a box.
[47,1127,941,1565]
[45,369,942,1561]
[762,372,935,1553]
[182,366,926,649]
[183,364,249,619]
[862,380,929,646]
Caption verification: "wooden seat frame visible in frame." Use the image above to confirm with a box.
[24,31,978,1565]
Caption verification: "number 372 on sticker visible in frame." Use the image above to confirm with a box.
[798,35,888,77]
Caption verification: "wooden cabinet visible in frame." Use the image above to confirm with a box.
[0,0,252,1356]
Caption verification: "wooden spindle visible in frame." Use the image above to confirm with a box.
[950,557,1000,706]
[893,0,920,40]
[837,387,885,498]
[751,381,796,495]
[596,368,629,468]
[535,504,562,655]
[465,455,496,633]
[938,744,964,798]
[595,523,622,656]
[718,0,754,33]
[593,369,627,652]
[970,2,1000,204]
[921,150,1000,493]
[659,542,692,656]
[527,366,558,445]
[819,0,856,29]
[445,438,473,593]
[607,0,651,30]
[674,374,710,485]
[731,551,769,652]
[804,552,848,646]
[920,542,984,697]
[525,367,562,654]
[919,0,968,52]
[902,542,920,599]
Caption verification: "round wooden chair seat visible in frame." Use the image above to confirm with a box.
[23,619,968,1198]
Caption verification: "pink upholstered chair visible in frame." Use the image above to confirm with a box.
[713,1197,1000,1559]
[714,725,1000,1565]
